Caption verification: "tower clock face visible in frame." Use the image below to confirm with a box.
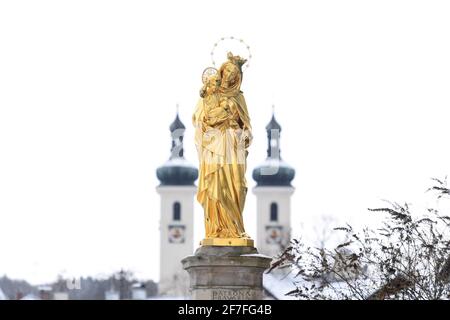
[168,225,185,243]
[265,226,283,244]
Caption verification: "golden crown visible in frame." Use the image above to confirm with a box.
[227,52,247,72]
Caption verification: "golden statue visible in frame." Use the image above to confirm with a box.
[193,52,253,246]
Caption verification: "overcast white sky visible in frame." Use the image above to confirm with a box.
[1,0,450,284]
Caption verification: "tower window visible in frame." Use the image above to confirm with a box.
[173,202,181,221]
[270,202,278,222]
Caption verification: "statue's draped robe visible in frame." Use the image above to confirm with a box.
[193,92,252,239]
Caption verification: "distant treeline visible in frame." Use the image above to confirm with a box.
[0,271,158,300]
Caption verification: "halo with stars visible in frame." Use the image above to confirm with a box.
[210,36,252,71]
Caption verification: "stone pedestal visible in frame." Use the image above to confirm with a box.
[181,246,272,300]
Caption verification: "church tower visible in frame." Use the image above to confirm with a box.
[156,110,198,296]
[252,110,295,258]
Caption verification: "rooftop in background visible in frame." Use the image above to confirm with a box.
[253,111,295,187]
[157,110,198,186]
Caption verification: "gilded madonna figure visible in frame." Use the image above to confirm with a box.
[192,52,253,246]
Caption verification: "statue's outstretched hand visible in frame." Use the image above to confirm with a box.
[199,87,206,98]
[243,129,253,148]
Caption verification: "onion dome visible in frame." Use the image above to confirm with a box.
[156,108,198,186]
[252,108,295,187]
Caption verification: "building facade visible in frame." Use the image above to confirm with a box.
[252,112,295,257]
[156,112,198,296]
